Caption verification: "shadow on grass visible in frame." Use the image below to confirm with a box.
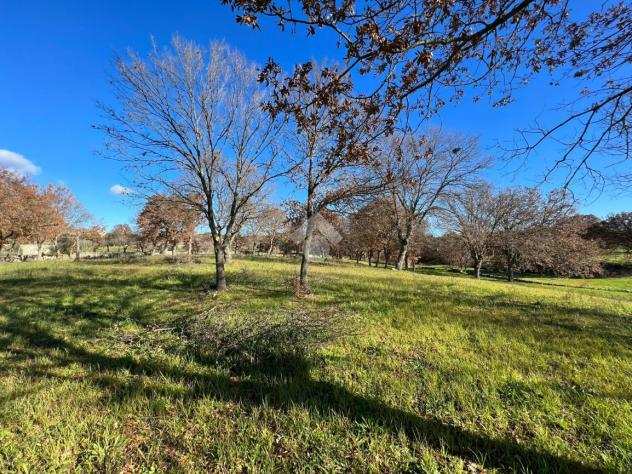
[0,314,601,473]
[0,262,626,471]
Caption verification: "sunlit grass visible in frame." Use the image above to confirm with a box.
[0,257,630,472]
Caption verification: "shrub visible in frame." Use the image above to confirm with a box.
[185,305,348,367]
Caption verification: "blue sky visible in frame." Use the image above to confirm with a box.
[2,0,630,229]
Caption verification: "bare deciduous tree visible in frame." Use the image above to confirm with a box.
[494,188,574,281]
[440,183,506,278]
[98,38,287,290]
[378,130,488,270]
[52,185,93,260]
[276,63,381,290]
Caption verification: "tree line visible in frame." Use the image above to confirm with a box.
[89,23,626,289]
[3,162,630,282]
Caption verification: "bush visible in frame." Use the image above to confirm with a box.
[185,305,348,367]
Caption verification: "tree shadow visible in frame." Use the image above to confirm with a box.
[0,314,601,473]
[0,261,628,471]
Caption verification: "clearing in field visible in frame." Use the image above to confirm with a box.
[0,257,631,472]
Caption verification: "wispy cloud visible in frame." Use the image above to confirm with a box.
[0,149,41,176]
[110,184,132,195]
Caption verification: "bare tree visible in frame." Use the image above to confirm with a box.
[98,38,287,291]
[243,206,287,255]
[49,185,92,260]
[440,183,506,278]
[378,130,488,270]
[494,188,574,280]
[276,63,381,290]
[345,199,397,267]
[512,3,632,188]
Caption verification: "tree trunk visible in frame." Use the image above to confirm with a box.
[299,217,315,289]
[75,235,81,260]
[188,236,193,256]
[396,238,409,270]
[383,248,389,268]
[267,236,274,256]
[214,245,227,291]
[374,250,380,267]
[475,259,483,279]
[225,237,234,263]
[507,262,514,282]
[367,250,372,266]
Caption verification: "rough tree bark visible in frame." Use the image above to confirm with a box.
[299,206,315,289]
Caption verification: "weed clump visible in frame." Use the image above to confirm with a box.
[184,305,348,367]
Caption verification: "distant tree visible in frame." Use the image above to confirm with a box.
[436,233,470,272]
[51,185,92,260]
[82,225,107,253]
[493,188,574,281]
[440,183,506,278]
[106,224,135,254]
[524,215,603,277]
[377,130,487,270]
[98,38,287,291]
[243,206,288,255]
[346,199,397,267]
[592,212,632,254]
[0,169,38,253]
[258,207,288,256]
[137,195,201,256]
[29,186,67,257]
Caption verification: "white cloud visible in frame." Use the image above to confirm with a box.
[110,184,132,195]
[0,149,41,176]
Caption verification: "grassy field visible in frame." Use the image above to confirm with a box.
[0,257,631,472]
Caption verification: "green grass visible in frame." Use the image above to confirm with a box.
[1,257,631,472]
